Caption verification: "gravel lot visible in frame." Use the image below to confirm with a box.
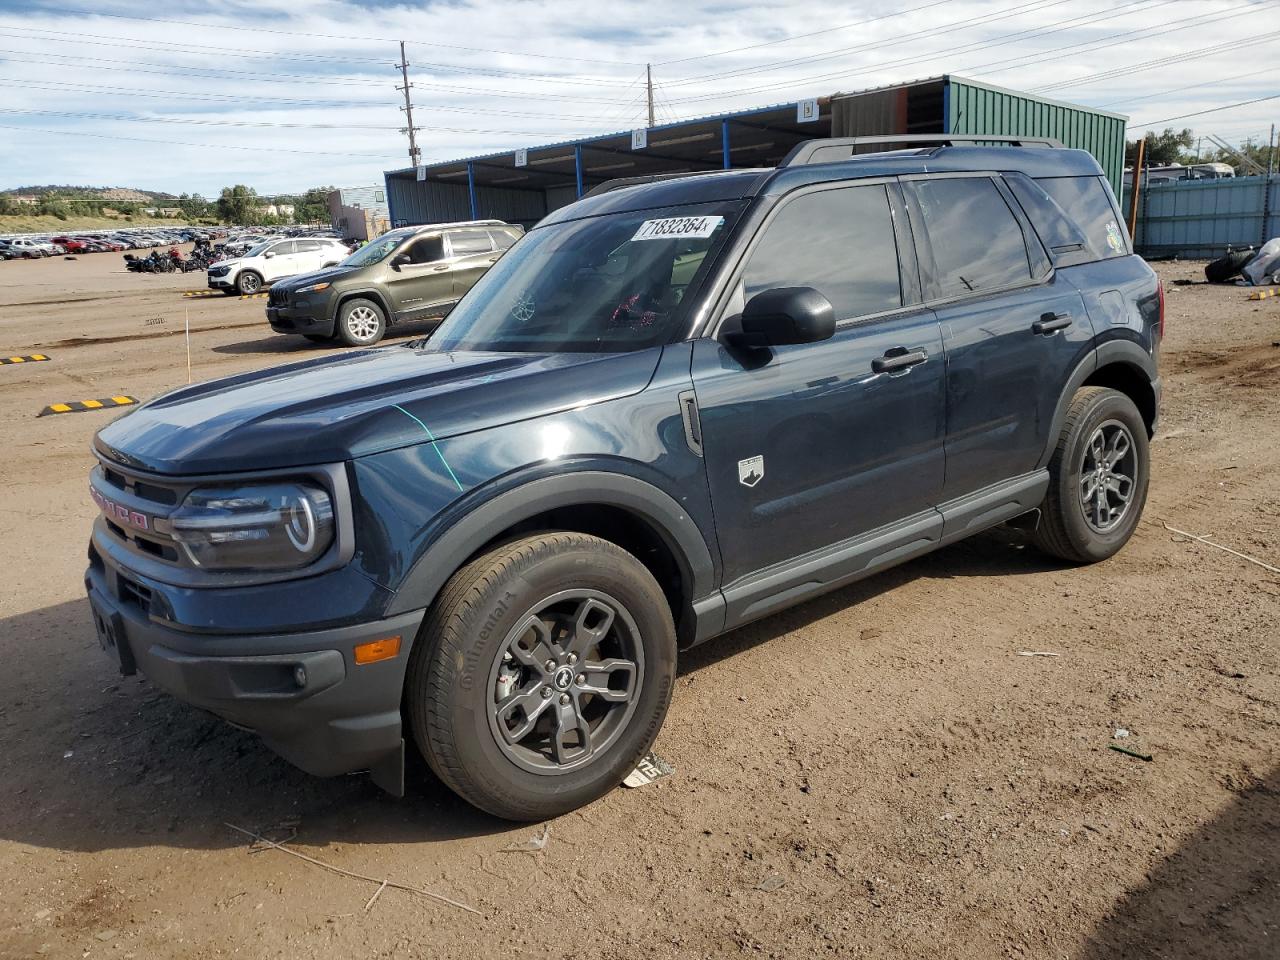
[0,253,1276,960]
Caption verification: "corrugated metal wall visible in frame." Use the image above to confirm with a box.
[946,78,1127,195]
[385,176,548,227]
[1119,175,1280,258]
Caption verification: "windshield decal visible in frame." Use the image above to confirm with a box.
[631,216,724,242]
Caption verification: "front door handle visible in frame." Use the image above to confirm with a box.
[1032,312,1072,335]
[872,348,928,374]
[432,264,449,272]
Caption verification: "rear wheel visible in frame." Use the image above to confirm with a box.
[335,297,386,346]
[406,532,677,820]
[1033,386,1150,563]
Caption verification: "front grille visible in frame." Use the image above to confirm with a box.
[117,575,153,615]
[268,287,289,307]
[92,455,189,568]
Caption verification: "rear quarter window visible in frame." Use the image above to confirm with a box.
[1034,176,1129,261]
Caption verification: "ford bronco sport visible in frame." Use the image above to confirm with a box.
[85,136,1161,820]
[266,220,524,346]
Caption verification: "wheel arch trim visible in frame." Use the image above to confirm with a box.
[1039,339,1157,470]
[384,471,719,631]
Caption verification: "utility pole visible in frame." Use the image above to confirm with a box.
[396,41,422,168]
[1269,123,1276,176]
[646,63,655,128]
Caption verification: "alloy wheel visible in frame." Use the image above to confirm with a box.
[1079,419,1137,533]
[345,306,381,341]
[487,590,643,775]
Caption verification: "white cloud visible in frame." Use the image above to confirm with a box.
[0,0,1275,194]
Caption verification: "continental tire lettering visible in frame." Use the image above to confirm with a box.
[459,590,516,691]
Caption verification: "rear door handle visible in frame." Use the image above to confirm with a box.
[432,265,449,272]
[1032,312,1072,335]
[872,348,929,374]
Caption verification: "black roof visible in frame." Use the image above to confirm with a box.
[539,143,1106,226]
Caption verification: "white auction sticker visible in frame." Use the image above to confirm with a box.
[631,216,723,242]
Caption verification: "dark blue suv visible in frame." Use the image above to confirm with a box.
[85,137,1161,820]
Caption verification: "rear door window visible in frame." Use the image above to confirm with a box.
[1035,176,1128,260]
[910,177,1032,298]
[742,184,902,321]
[448,231,494,256]
[1003,172,1091,266]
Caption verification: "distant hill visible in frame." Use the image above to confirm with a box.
[0,185,178,201]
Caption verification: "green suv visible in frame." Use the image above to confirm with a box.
[266,220,524,346]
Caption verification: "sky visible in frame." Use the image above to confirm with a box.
[0,0,1276,196]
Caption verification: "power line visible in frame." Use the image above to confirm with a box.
[1095,67,1277,108]
[0,26,641,87]
[0,76,631,122]
[665,0,1076,86]
[1133,92,1280,127]
[665,0,1268,104]
[23,4,646,66]
[0,123,399,157]
[0,106,589,138]
[655,0,961,65]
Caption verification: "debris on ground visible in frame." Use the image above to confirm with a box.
[1113,728,1130,739]
[1109,744,1154,762]
[501,824,550,853]
[622,752,675,788]
[1017,651,1060,658]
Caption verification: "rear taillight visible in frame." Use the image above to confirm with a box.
[1156,280,1165,339]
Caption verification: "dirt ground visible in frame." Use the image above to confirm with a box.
[0,252,1276,960]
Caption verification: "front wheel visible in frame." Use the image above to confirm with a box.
[406,532,677,820]
[1033,386,1150,563]
[335,297,386,346]
[235,271,262,295]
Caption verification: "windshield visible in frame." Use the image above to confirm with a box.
[342,229,414,267]
[430,202,743,353]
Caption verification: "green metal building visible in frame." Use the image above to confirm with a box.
[385,74,1128,227]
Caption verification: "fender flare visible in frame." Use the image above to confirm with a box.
[384,471,718,626]
[335,288,394,323]
[1037,338,1157,470]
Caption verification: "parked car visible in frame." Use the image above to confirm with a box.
[5,238,56,258]
[266,220,524,345]
[206,237,349,295]
[85,136,1161,819]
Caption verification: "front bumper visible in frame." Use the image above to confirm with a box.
[207,273,234,289]
[267,300,336,337]
[84,560,424,794]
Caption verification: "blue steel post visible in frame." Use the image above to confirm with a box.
[722,120,731,169]
[942,81,951,135]
[466,162,478,220]
[574,145,584,198]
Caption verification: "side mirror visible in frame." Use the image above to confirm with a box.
[263,250,276,259]
[729,287,836,348]
[390,253,411,271]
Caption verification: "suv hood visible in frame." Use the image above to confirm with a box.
[95,345,663,475]
[276,264,358,289]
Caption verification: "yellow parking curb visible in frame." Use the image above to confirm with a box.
[39,396,137,417]
[1,354,50,365]
[182,290,267,300]
[1247,287,1279,301]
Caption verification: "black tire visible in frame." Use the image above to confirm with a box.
[335,297,386,346]
[1033,386,1150,564]
[406,532,677,821]
[235,271,263,295]
[1204,248,1253,284]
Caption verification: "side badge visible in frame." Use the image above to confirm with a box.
[738,455,764,488]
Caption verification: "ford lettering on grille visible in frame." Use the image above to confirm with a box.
[91,485,151,531]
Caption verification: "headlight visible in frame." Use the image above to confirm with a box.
[170,481,335,571]
[296,281,331,294]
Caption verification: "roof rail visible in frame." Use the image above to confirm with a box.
[781,134,1065,168]
[581,171,716,199]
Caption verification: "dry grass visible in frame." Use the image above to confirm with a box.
[0,214,199,234]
